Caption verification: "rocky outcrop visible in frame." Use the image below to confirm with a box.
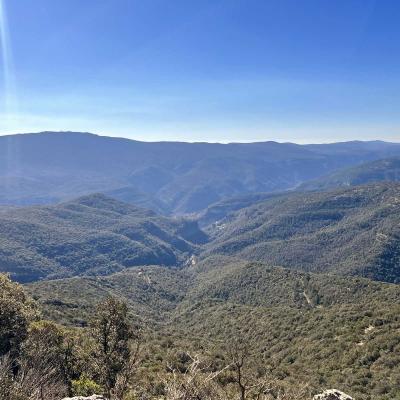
[62,395,106,400]
[314,389,353,400]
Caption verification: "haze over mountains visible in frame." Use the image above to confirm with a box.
[2,132,400,214]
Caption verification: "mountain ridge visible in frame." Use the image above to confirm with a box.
[2,131,400,213]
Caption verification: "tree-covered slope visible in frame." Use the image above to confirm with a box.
[182,258,400,308]
[299,157,400,191]
[27,265,190,326]
[175,261,400,399]
[204,183,400,283]
[0,194,206,282]
[6,182,400,284]
[26,259,400,399]
[196,192,277,227]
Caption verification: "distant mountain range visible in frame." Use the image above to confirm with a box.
[2,132,400,213]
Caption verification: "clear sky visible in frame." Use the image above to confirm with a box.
[1,0,400,143]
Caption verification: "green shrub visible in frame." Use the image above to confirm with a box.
[71,375,102,396]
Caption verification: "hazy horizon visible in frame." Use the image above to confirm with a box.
[1,0,400,143]
[2,130,400,145]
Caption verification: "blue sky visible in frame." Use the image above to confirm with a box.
[1,0,400,143]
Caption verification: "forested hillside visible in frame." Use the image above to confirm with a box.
[205,183,400,283]
[0,194,205,282]
[2,183,400,399]
[4,182,400,284]
[300,157,400,191]
[26,258,400,399]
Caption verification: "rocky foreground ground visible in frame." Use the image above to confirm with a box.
[61,389,354,400]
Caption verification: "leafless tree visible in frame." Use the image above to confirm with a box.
[164,354,229,400]
[163,352,310,400]
[227,341,311,400]
[0,354,67,400]
[111,339,143,400]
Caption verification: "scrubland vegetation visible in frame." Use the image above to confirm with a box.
[1,273,315,400]
[3,178,400,399]
[11,258,400,400]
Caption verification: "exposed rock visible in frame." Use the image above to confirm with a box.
[314,389,353,400]
[62,395,106,400]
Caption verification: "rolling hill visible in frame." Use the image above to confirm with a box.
[204,183,400,283]
[2,132,400,213]
[0,193,206,283]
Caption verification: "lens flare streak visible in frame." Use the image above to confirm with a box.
[0,0,17,117]
[0,0,20,187]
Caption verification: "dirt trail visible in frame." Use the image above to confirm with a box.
[303,290,312,306]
